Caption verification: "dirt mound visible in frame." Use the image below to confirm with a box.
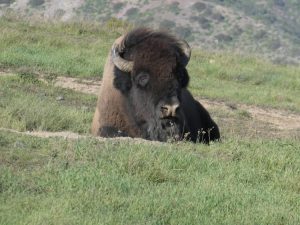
[0,128,162,145]
[0,128,82,139]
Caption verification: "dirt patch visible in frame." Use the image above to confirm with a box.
[0,128,163,145]
[51,76,101,95]
[199,99,300,131]
[0,128,83,139]
[0,71,15,77]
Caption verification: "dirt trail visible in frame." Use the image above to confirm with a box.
[199,99,300,131]
[1,72,300,139]
[0,128,83,139]
[50,76,300,132]
[53,76,101,95]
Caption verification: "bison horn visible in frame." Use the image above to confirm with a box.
[111,43,134,73]
[179,40,191,66]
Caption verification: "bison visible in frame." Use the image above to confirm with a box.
[91,28,220,143]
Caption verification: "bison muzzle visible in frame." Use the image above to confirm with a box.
[91,28,220,143]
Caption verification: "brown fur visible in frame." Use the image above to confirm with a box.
[91,29,185,138]
[91,28,220,143]
[91,44,141,137]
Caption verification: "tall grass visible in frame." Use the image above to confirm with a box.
[1,130,300,225]
[0,75,96,133]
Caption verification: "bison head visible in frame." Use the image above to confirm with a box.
[111,28,191,141]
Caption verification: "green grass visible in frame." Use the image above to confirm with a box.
[0,16,300,224]
[1,130,300,225]
[188,51,300,111]
[0,74,96,133]
[0,15,130,78]
[1,16,299,111]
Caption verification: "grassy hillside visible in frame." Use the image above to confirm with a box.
[0,17,300,225]
[0,16,131,77]
[1,0,300,64]
[74,0,300,65]
[1,16,300,112]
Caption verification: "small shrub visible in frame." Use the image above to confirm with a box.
[125,7,139,19]
[54,9,65,19]
[267,39,281,50]
[0,0,15,4]
[168,2,180,15]
[113,2,125,12]
[159,19,176,30]
[203,7,213,16]
[273,0,285,7]
[231,25,243,36]
[215,33,233,42]
[211,12,225,22]
[146,167,173,183]
[136,16,154,26]
[262,12,277,24]
[175,26,192,39]
[192,2,206,12]
[290,47,300,57]
[254,30,267,40]
[105,17,131,30]
[190,16,211,29]
[28,0,44,7]
[17,72,40,84]
[237,110,252,118]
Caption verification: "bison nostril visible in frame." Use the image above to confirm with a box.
[161,104,180,117]
[161,106,170,117]
[172,104,180,117]
[174,104,180,112]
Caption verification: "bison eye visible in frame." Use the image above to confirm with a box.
[135,72,150,88]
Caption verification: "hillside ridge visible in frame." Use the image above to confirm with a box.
[0,0,300,65]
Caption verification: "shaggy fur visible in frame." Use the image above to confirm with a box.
[91,28,220,143]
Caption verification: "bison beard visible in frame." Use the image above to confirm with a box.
[127,84,184,142]
[91,28,220,144]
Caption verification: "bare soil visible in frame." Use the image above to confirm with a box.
[199,99,300,131]
[1,72,299,140]
[46,76,101,95]
[0,127,162,145]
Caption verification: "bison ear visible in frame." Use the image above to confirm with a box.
[135,72,150,88]
[113,66,132,94]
